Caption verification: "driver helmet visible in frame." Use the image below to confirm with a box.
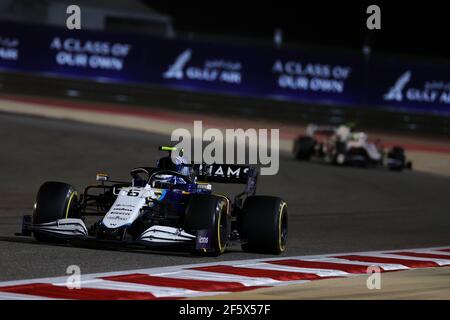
[157,155,189,174]
[155,147,191,185]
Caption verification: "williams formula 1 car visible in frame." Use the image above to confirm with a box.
[293,124,412,171]
[18,146,288,256]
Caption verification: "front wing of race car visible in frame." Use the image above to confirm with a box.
[20,215,201,250]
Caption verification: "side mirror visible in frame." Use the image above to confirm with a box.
[96,173,110,182]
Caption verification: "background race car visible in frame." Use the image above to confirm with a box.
[293,124,413,171]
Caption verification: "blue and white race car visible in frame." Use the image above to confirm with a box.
[19,146,288,256]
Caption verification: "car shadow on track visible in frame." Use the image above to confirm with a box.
[0,235,198,258]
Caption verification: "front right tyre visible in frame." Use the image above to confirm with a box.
[32,181,79,242]
[387,146,406,171]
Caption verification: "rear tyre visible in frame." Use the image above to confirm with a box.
[293,136,316,160]
[33,181,79,242]
[185,194,229,256]
[240,196,288,255]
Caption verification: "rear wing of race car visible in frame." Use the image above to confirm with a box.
[193,163,258,195]
[194,163,256,183]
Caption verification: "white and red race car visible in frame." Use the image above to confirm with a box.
[293,124,412,171]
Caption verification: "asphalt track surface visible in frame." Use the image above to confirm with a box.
[1,112,450,281]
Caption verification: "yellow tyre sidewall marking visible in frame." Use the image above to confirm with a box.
[215,196,229,254]
[65,191,77,219]
[278,202,287,252]
[217,208,223,253]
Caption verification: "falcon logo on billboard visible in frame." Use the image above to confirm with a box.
[163,49,241,84]
[384,71,411,101]
[384,70,450,104]
[272,60,352,93]
[163,49,192,80]
[0,37,19,61]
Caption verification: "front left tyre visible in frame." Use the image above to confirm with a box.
[184,194,230,256]
[293,136,316,160]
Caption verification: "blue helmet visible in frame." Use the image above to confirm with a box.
[157,146,190,176]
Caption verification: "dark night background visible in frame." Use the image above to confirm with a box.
[147,1,449,62]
